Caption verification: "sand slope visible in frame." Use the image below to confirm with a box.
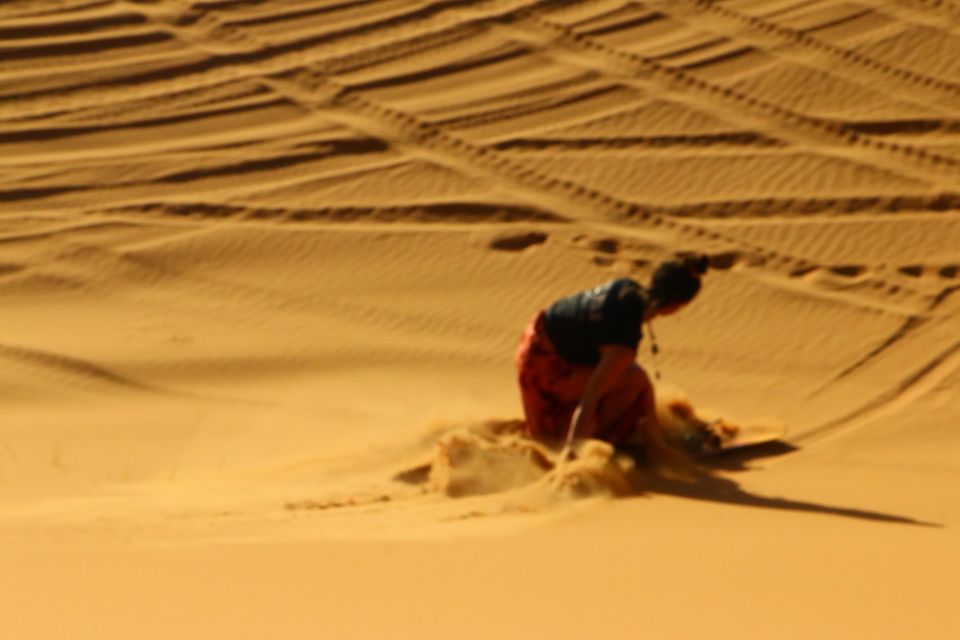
[1,0,959,638]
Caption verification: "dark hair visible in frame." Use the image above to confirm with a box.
[649,254,708,308]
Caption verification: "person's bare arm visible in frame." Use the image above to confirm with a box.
[569,345,635,440]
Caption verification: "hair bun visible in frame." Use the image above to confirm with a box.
[650,256,705,307]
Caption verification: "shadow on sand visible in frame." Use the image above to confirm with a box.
[630,441,942,528]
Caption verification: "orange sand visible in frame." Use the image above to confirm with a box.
[1,0,959,637]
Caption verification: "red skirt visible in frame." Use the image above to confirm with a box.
[515,311,640,444]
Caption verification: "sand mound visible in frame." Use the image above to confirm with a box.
[426,422,554,497]
[424,419,637,500]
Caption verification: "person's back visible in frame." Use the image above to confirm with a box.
[544,277,645,366]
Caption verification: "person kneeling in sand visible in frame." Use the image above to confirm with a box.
[515,254,708,457]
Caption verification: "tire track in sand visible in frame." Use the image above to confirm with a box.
[116,0,942,312]
[0,0,557,120]
[652,0,960,110]
[891,0,960,25]
[503,5,960,187]
[797,337,960,447]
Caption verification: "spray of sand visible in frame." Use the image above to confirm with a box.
[418,386,718,502]
[425,421,639,499]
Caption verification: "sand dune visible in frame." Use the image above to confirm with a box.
[1,0,959,638]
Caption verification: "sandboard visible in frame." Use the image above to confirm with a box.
[673,419,787,458]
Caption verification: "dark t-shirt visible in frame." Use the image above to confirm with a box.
[543,277,645,366]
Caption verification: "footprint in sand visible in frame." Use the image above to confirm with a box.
[489,231,549,252]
